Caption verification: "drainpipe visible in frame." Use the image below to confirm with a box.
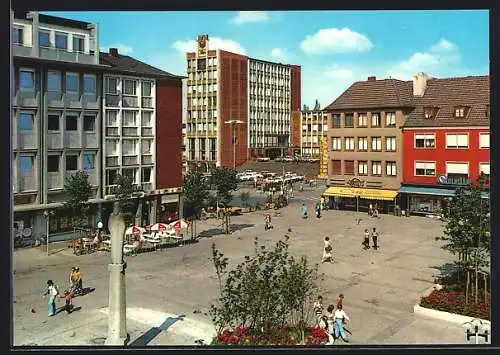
[27,11,40,57]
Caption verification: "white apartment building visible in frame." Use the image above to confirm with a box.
[300,110,329,157]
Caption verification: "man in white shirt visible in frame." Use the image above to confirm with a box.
[334,304,349,343]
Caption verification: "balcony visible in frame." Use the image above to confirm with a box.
[122,127,139,137]
[123,156,138,166]
[105,94,120,107]
[38,47,98,65]
[141,97,153,108]
[106,156,120,167]
[122,96,139,108]
[141,154,153,165]
[141,127,153,137]
[106,127,120,137]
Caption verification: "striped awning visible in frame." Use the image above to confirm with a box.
[324,187,398,201]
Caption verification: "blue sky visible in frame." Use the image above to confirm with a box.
[45,10,489,108]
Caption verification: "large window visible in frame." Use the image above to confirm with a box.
[105,77,118,94]
[48,114,60,131]
[65,114,78,131]
[142,167,152,182]
[47,155,59,172]
[141,140,152,154]
[358,137,368,151]
[12,27,23,45]
[39,31,50,47]
[415,133,435,148]
[415,161,436,176]
[142,81,152,97]
[122,140,136,155]
[66,72,79,93]
[55,32,67,50]
[344,114,354,128]
[83,115,95,132]
[386,161,397,176]
[47,71,61,91]
[331,137,342,151]
[479,163,490,177]
[106,140,118,155]
[19,112,34,132]
[83,74,96,94]
[19,69,35,90]
[446,133,468,148]
[358,161,368,176]
[332,114,341,128]
[371,137,382,151]
[106,111,118,126]
[66,155,78,171]
[479,133,490,148]
[344,160,355,175]
[446,162,469,178]
[344,137,354,151]
[73,35,84,53]
[123,79,137,95]
[386,112,396,127]
[141,112,152,126]
[371,161,382,176]
[123,111,136,126]
[331,160,341,174]
[385,137,396,152]
[83,153,95,171]
[371,113,381,127]
[357,114,368,127]
[106,169,118,185]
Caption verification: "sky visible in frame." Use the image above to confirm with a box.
[45,10,489,108]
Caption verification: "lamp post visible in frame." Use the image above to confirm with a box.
[224,120,243,170]
[43,210,54,256]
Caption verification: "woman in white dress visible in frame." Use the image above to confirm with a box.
[322,237,333,263]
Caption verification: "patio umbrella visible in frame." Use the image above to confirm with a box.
[125,225,145,235]
[150,223,170,232]
[169,219,191,230]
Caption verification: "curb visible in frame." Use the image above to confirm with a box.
[413,304,490,330]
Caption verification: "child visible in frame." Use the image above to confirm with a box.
[322,237,333,263]
[362,229,370,249]
[61,290,74,314]
[337,293,345,308]
[313,295,324,324]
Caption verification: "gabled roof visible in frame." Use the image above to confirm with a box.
[99,52,184,80]
[324,79,413,111]
[404,75,490,128]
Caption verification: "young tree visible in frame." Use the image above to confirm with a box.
[313,100,321,110]
[212,167,238,208]
[115,174,138,225]
[302,104,309,111]
[182,171,209,218]
[64,171,93,228]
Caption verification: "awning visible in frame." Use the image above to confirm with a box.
[324,187,398,201]
[398,185,489,199]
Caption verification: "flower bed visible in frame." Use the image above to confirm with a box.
[420,287,490,320]
[212,325,328,345]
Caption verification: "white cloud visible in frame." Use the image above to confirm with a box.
[101,43,133,55]
[229,11,269,25]
[430,38,458,53]
[172,37,246,55]
[324,68,354,80]
[300,28,373,55]
[270,48,287,60]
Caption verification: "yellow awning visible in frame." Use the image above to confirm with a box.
[323,187,398,201]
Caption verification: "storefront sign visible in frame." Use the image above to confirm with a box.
[347,178,363,188]
[318,137,328,178]
[437,175,471,186]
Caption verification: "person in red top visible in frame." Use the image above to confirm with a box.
[61,290,74,314]
[337,293,345,308]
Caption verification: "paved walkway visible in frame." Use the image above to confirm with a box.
[12,196,487,346]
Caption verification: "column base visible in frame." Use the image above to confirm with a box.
[105,333,130,346]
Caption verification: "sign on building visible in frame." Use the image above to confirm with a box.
[318,137,328,178]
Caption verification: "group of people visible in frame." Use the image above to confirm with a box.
[43,266,84,317]
[368,203,379,218]
[362,228,379,250]
[314,294,350,344]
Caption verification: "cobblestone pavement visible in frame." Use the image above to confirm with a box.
[12,187,488,346]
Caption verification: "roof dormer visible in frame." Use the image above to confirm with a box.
[423,106,439,119]
[454,106,470,119]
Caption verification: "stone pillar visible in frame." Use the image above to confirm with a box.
[150,198,157,225]
[178,194,183,221]
[105,202,128,346]
[135,200,142,226]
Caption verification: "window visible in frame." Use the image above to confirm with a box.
[142,81,152,97]
[358,161,368,176]
[141,112,152,126]
[47,71,61,91]
[141,140,152,154]
[83,74,96,94]
[479,163,490,176]
[122,140,136,155]
[446,162,469,179]
[344,160,355,175]
[371,161,382,176]
[331,160,341,174]
[55,32,67,50]
[386,161,397,176]
[385,137,397,152]
[358,137,368,151]
[345,137,355,151]
[142,167,152,182]
[302,124,308,131]
[446,133,468,148]
[479,133,489,148]
[66,155,78,171]
[19,113,34,132]
[65,114,78,131]
[73,35,84,53]
[122,168,136,182]
[39,31,50,47]
[106,140,118,155]
[106,111,118,126]
[344,114,354,128]
[83,115,95,132]
[105,77,118,94]
[66,72,79,93]
[106,169,118,185]
[19,154,34,178]
[123,80,137,95]
[371,137,382,151]
[12,27,23,45]
[415,134,436,148]
[357,114,367,127]
[415,161,436,176]
[424,107,434,119]
[19,69,34,90]
[386,112,396,127]
[83,153,95,171]
[454,107,466,118]
[123,111,136,126]
[47,155,59,173]
[371,113,380,127]
[331,137,342,151]
[48,114,59,131]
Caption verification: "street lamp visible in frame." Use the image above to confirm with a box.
[43,210,54,256]
[224,120,243,170]
[463,318,489,344]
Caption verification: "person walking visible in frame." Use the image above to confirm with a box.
[325,304,336,342]
[44,280,59,317]
[318,315,333,344]
[61,290,74,314]
[322,237,333,263]
[362,229,370,249]
[320,196,325,211]
[315,202,322,219]
[334,304,350,343]
[371,227,379,250]
[337,293,345,308]
[300,203,308,219]
[313,295,324,324]
[69,267,76,290]
[368,203,373,217]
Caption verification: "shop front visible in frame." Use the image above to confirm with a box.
[323,186,399,214]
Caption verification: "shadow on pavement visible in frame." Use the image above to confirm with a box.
[198,224,255,238]
[129,315,185,347]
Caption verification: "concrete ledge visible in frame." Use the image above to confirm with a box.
[413,304,491,331]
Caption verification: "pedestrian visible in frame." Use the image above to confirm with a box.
[73,267,82,293]
[325,304,336,342]
[337,293,345,308]
[362,229,370,249]
[322,237,333,263]
[44,280,59,317]
[318,315,333,344]
[315,202,321,219]
[300,203,308,219]
[264,214,272,230]
[313,295,324,324]
[320,195,325,211]
[373,203,379,218]
[371,227,379,250]
[368,203,373,216]
[60,290,74,314]
[334,304,350,343]
[69,266,76,290]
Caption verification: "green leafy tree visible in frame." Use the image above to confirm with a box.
[115,174,138,225]
[183,171,210,218]
[313,99,321,110]
[63,171,93,228]
[212,167,238,208]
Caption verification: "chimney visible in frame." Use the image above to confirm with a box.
[367,76,376,81]
[413,72,428,97]
[109,47,119,58]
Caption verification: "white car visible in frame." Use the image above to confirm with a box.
[257,157,270,162]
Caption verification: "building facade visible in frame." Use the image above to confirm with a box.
[300,110,329,158]
[399,74,490,215]
[12,11,105,242]
[184,35,301,170]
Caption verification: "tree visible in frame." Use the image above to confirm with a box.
[209,236,319,344]
[212,167,238,208]
[437,174,490,304]
[63,171,93,228]
[115,174,138,225]
[239,191,250,208]
[313,100,321,110]
[183,171,210,218]
[302,104,309,111]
